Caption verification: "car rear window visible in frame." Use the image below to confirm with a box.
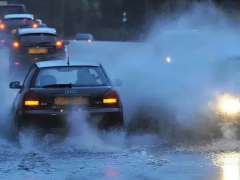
[76,34,93,40]
[20,33,57,45]
[3,18,34,26]
[32,67,108,87]
[0,6,26,17]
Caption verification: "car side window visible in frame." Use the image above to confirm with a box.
[89,68,103,84]
[23,65,37,86]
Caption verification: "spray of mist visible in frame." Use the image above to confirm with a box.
[98,1,240,144]
[1,1,240,150]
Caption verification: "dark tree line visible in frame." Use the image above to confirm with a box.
[6,0,240,41]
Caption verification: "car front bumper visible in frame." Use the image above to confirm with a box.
[16,108,124,133]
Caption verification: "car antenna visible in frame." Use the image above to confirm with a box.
[66,42,70,67]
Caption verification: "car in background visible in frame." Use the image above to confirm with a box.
[9,60,124,137]
[36,19,47,27]
[73,33,94,42]
[204,57,240,138]
[9,27,68,79]
[0,4,27,20]
[0,14,39,45]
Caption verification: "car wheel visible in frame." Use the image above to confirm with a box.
[99,112,125,131]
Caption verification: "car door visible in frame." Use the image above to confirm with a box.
[15,64,38,112]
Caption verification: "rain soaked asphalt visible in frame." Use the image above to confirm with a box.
[0,127,239,180]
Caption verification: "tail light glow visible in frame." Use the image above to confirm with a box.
[0,23,5,30]
[56,40,63,48]
[13,41,19,48]
[103,89,118,104]
[32,23,38,28]
[0,39,4,43]
[25,101,39,106]
[24,91,39,106]
[14,62,19,65]
[87,39,92,42]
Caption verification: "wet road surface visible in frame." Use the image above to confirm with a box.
[0,130,239,180]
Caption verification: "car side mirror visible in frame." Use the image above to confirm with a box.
[112,79,122,86]
[63,40,69,45]
[9,81,21,89]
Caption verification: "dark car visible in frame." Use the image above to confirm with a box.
[74,33,94,42]
[35,19,47,27]
[0,4,27,20]
[9,27,68,79]
[0,14,39,45]
[9,60,124,137]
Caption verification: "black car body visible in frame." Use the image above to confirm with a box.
[0,14,39,45]
[74,33,94,42]
[0,4,27,20]
[9,27,68,79]
[9,60,124,135]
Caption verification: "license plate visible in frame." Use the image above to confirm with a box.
[28,48,48,54]
[12,29,17,33]
[54,97,88,105]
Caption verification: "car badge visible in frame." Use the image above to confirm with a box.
[65,90,77,94]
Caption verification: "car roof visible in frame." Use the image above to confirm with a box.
[18,27,56,35]
[4,14,33,19]
[36,60,101,68]
[76,33,93,37]
[0,4,25,7]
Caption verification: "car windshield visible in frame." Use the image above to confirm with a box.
[33,66,108,87]
[3,18,34,27]
[214,58,240,85]
[20,33,57,45]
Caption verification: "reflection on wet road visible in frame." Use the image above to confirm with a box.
[1,133,240,180]
[215,153,240,180]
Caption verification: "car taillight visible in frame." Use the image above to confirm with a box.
[56,40,63,48]
[14,62,19,65]
[87,39,92,42]
[12,41,19,48]
[24,91,39,106]
[103,89,118,104]
[0,23,5,30]
[32,23,38,28]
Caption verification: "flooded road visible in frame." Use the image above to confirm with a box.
[0,130,239,180]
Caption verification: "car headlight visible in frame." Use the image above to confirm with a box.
[218,95,240,114]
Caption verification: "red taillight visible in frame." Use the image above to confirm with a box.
[73,39,76,42]
[87,39,92,42]
[12,41,19,48]
[103,89,118,104]
[0,39,4,43]
[32,23,38,28]
[14,62,19,65]
[0,23,5,30]
[56,40,63,48]
[23,91,39,106]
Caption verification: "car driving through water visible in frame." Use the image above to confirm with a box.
[207,57,240,137]
[9,60,124,138]
[0,14,39,46]
[9,27,68,79]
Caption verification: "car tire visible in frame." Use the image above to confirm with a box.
[98,112,124,131]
